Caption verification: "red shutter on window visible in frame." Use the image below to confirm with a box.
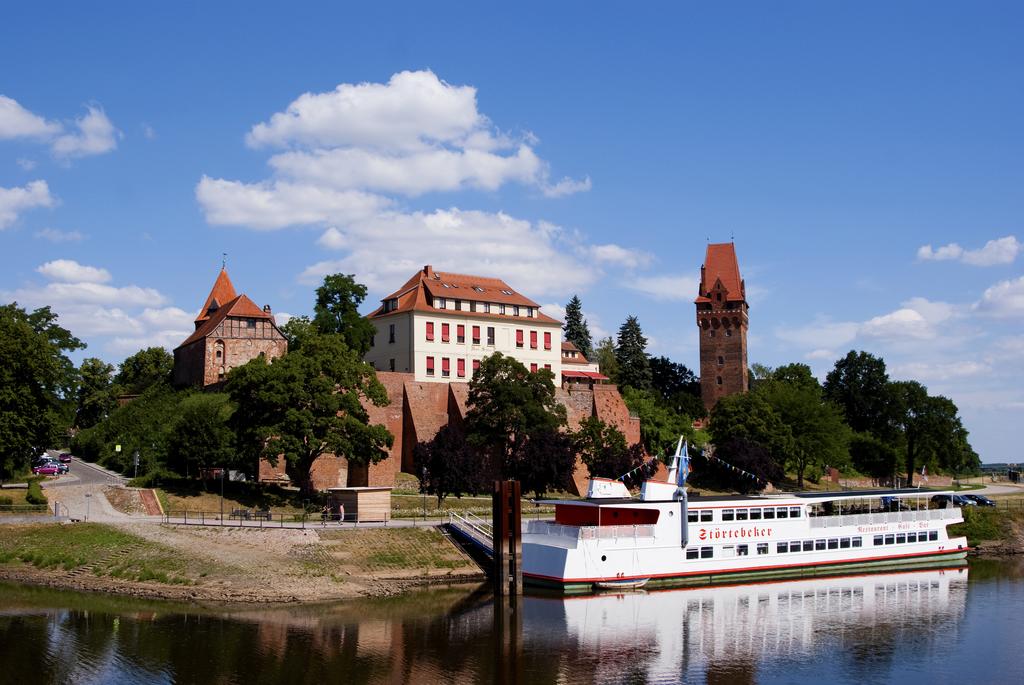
[441,323,450,342]
[544,364,551,370]
[426,322,434,341]
[457,359,465,377]
[530,331,538,349]
[516,329,524,346]
[442,357,450,372]
[472,359,480,371]
[544,331,551,350]
[472,325,480,343]
[530,363,538,373]
[457,324,465,341]
[426,356,435,372]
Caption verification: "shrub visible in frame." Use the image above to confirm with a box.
[0,495,13,506]
[25,479,48,506]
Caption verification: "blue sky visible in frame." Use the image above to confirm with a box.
[2,2,1022,462]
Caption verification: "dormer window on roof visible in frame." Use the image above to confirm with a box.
[500,289,514,295]
[382,298,399,313]
[473,286,484,292]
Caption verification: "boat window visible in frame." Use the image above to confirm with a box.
[802,540,814,552]
[757,543,769,555]
[700,510,712,522]
[884,534,895,545]
[790,507,801,518]
[840,538,851,549]
[736,509,748,521]
[874,535,884,546]
[791,540,801,552]
[907,533,918,542]
[815,539,826,551]
[929,530,938,541]
[852,537,863,548]
[736,544,748,556]
[896,533,906,544]
[687,510,698,523]
[777,542,789,553]
[749,508,762,520]
[763,508,775,520]
[776,508,789,519]
[722,509,735,521]
[827,538,839,550]
[700,547,713,559]
[686,548,699,560]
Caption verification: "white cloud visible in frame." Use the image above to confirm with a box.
[316,226,347,249]
[917,235,1020,266]
[8,281,167,308]
[268,144,544,196]
[587,243,651,269]
[540,302,566,323]
[805,349,835,361]
[973,276,1024,318]
[775,318,859,349]
[0,96,61,139]
[34,227,84,243]
[247,70,489,152]
[274,311,295,326]
[195,176,390,230]
[138,307,193,330]
[298,208,596,297]
[107,330,192,355]
[17,158,37,171]
[0,180,55,229]
[891,360,991,382]
[542,175,592,198]
[37,259,111,284]
[142,124,156,140]
[625,274,700,301]
[51,106,120,159]
[861,308,934,340]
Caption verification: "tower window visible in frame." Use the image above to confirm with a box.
[717,376,723,385]
[716,293,721,302]
[725,329,733,337]
[717,356,724,366]
[709,330,716,338]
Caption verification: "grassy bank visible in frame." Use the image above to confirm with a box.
[949,505,1024,550]
[0,523,216,585]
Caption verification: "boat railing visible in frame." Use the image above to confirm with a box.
[525,519,656,540]
[808,507,961,529]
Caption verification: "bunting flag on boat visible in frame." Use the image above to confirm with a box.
[700,449,768,486]
[617,457,660,486]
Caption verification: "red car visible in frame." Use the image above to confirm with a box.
[32,464,60,476]
[58,453,72,463]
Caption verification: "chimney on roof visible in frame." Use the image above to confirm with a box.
[263,304,271,314]
[423,265,433,278]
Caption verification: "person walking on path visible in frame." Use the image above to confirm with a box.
[321,505,329,527]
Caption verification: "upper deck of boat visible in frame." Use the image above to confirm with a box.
[542,488,952,508]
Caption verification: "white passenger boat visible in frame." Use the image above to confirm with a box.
[522,439,970,593]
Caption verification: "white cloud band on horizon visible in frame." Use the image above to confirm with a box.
[917,235,1020,267]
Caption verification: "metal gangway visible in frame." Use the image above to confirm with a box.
[447,511,494,559]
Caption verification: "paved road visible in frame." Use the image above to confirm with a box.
[39,455,132,523]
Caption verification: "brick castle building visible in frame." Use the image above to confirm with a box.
[173,267,288,387]
[695,242,749,410]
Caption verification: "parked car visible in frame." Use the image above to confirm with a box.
[963,494,996,507]
[32,464,61,476]
[880,496,911,512]
[931,494,976,508]
[58,452,72,463]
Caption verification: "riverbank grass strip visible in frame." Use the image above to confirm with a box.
[0,523,217,586]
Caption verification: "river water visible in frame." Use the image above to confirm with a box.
[1,559,1022,684]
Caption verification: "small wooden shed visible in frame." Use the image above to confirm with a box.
[327,487,392,523]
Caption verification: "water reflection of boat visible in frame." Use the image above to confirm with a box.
[520,439,970,592]
[523,565,970,682]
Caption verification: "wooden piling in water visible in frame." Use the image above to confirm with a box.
[492,480,523,595]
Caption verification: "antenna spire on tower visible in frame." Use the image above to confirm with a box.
[222,252,227,270]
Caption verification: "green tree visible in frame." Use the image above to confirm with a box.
[649,356,700,401]
[465,352,573,496]
[278,315,316,352]
[413,425,488,506]
[889,381,963,487]
[622,387,694,457]
[823,351,893,437]
[574,417,644,479]
[594,337,619,384]
[312,274,376,355]
[708,392,794,469]
[0,303,84,480]
[849,432,899,484]
[562,295,593,359]
[75,357,116,429]
[614,316,651,390]
[757,376,850,487]
[115,347,173,395]
[227,334,392,493]
[167,393,236,478]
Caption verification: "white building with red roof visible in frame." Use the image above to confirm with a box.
[173,267,287,387]
[364,265,562,382]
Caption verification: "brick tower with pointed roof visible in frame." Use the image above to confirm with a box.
[173,267,288,387]
[695,242,749,411]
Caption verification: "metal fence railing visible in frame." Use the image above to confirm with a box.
[160,510,409,529]
[0,504,49,514]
